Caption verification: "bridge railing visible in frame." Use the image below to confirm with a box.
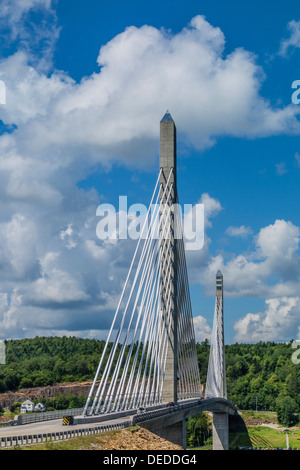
[132,398,237,425]
[132,399,201,424]
[0,420,131,449]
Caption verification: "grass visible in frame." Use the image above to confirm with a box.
[193,427,300,451]
[229,410,300,450]
[239,410,277,421]
[248,427,300,450]
[230,427,300,450]
[0,410,15,420]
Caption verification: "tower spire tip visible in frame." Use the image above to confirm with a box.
[161,110,174,123]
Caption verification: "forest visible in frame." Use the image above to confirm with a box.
[0,336,299,418]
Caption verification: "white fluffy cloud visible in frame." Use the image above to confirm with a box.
[0,9,299,341]
[188,216,300,343]
[226,225,253,238]
[0,0,60,69]
[1,16,300,166]
[234,297,300,342]
[193,315,212,343]
[191,219,300,299]
[0,0,53,28]
[279,20,300,57]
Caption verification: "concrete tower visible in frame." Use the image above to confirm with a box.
[215,270,226,399]
[160,111,178,403]
[205,270,227,399]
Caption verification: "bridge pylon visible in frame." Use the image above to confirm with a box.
[159,111,178,404]
[82,112,201,417]
[205,270,227,399]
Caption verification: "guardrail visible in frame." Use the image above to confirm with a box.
[15,407,89,425]
[0,420,131,449]
[0,420,17,428]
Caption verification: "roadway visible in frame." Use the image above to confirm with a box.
[0,400,193,439]
[0,415,130,438]
[0,397,237,439]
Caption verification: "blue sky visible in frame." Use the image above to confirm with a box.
[0,0,300,344]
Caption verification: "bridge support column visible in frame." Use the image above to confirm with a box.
[212,412,229,450]
[154,421,186,449]
[140,419,187,449]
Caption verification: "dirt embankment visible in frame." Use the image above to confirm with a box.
[78,427,183,451]
[244,417,277,426]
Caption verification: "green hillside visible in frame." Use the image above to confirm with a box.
[0,337,299,416]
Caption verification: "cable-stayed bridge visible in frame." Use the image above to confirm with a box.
[79,112,237,450]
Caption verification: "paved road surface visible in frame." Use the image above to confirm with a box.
[0,399,201,439]
[0,416,130,438]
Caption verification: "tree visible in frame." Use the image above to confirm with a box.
[186,413,211,448]
[276,396,299,427]
[19,377,34,389]
[286,372,300,400]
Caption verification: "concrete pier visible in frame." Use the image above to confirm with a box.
[212,412,229,450]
